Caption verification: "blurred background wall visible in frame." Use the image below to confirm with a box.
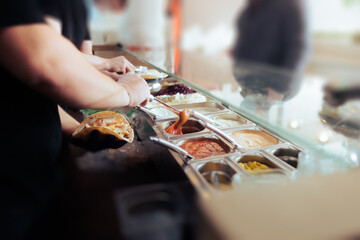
[87,0,360,84]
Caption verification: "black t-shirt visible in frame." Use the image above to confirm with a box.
[39,0,90,49]
[0,0,88,238]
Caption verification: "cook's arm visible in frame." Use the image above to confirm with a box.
[0,24,149,108]
[44,16,134,80]
[80,39,93,55]
[58,106,79,138]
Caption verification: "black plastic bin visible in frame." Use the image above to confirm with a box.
[114,184,186,240]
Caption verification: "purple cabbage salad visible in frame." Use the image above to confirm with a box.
[153,84,196,96]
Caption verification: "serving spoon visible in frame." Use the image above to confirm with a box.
[149,95,239,149]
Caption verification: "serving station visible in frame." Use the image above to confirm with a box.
[134,76,301,196]
[60,46,360,240]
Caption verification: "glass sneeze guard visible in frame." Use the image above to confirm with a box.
[121,48,359,176]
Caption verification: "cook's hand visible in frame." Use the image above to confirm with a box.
[118,73,150,107]
[107,56,135,74]
[100,70,122,81]
[71,129,127,152]
[96,56,135,78]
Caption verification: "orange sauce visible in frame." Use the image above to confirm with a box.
[165,108,190,135]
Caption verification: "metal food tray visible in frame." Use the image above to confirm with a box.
[143,101,228,120]
[235,152,291,172]
[222,126,287,152]
[140,82,303,195]
[189,157,243,192]
[188,151,294,193]
[149,119,301,194]
[206,112,255,130]
[144,107,178,119]
[156,117,210,140]
[145,92,213,110]
[262,143,303,170]
[151,78,182,90]
[147,79,213,109]
[171,101,227,115]
[154,110,249,139]
[153,109,254,141]
[170,134,239,162]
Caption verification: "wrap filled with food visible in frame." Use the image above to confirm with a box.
[72,111,134,147]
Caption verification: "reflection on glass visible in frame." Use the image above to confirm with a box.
[232,0,310,112]
[234,63,301,112]
[318,97,360,168]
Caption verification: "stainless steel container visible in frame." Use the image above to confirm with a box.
[157,118,207,140]
[189,157,243,192]
[237,153,283,171]
[140,80,303,194]
[171,135,236,162]
[223,126,284,152]
[208,112,252,129]
[263,144,302,169]
[171,102,227,115]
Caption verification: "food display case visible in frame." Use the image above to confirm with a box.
[92,47,360,239]
[108,49,357,192]
[136,84,299,196]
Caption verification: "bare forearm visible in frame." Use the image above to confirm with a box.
[37,47,131,109]
[0,24,132,109]
[80,40,93,55]
[82,52,107,66]
[80,40,108,66]
[42,66,131,109]
[58,105,79,137]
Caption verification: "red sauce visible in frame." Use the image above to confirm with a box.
[180,139,229,160]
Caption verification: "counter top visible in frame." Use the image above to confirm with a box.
[56,140,165,239]
[56,109,197,240]
[86,46,360,240]
[201,167,360,240]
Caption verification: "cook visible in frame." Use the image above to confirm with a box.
[0,0,149,238]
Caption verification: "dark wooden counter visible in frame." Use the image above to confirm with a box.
[44,49,216,240]
[48,110,198,240]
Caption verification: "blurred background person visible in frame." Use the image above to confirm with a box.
[42,0,136,81]
[117,0,171,71]
[88,0,182,73]
[232,0,310,109]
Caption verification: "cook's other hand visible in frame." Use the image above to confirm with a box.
[118,73,150,107]
[71,129,127,152]
[96,56,135,80]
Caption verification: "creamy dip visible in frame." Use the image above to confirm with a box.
[231,130,278,149]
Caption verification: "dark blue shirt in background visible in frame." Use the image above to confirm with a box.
[233,0,309,71]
